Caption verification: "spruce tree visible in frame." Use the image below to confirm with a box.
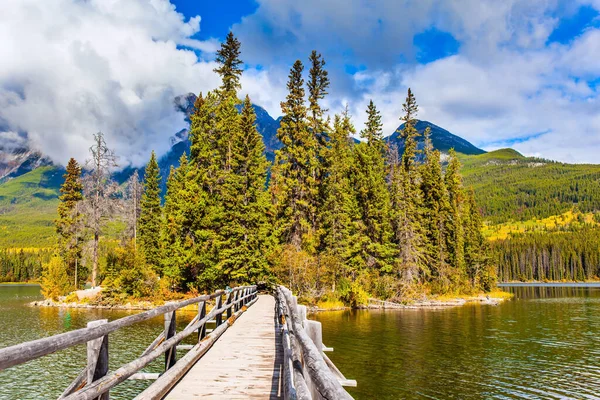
[219,95,272,283]
[389,89,426,283]
[445,149,466,283]
[307,51,331,244]
[139,151,162,273]
[214,31,243,96]
[320,108,362,279]
[464,187,494,290]
[271,60,316,251]
[420,128,451,290]
[353,101,395,271]
[163,155,192,287]
[55,158,83,287]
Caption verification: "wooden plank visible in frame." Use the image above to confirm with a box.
[134,296,259,400]
[164,295,282,400]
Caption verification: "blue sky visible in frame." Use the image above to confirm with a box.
[2,0,600,164]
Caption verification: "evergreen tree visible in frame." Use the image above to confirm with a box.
[353,101,395,271]
[420,129,451,290]
[139,151,162,273]
[214,31,243,96]
[307,51,330,241]
[464,188,494,290]
[55,158,83,287]
[219,95,272,283]
[162,155,195,287]
[445,149,466,283]
[320,108,362,279]
[271,60,317,251]
[389,89,426,284]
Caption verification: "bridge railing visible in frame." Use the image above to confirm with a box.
[0,285,258,400]
[276,286,354,400]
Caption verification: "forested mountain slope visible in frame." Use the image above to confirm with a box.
[460,149,600,224]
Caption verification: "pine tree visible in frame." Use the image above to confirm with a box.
[445,149,466,284]
[464,187,494,290]
[353,101,395,271]
[55,158,83,287]
[420,128,451,290]
[139,151,162,273]
[213,31,243,96]
[163,155,191,287]
[219,95,272,283]
[389,89,426,284]
[271,60,316,251]
[307,51,331,243]
[320,109,362,280]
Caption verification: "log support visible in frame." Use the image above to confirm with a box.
[86,319,109,400]
[164,307,177,371]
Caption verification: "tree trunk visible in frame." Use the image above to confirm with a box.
[92,231,99,287]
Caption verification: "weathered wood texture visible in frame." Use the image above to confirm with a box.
[164,295,283,399]
[278,287,353,400]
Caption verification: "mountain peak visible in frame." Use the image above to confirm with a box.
[387,120,485,156]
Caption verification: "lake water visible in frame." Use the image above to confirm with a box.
[0,284,196,399]
[2,285,600,399]
[314,285,600,399]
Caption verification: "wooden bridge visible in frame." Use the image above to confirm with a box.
[0,285,355,399]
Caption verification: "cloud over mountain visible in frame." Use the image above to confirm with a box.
[0,0,225,167]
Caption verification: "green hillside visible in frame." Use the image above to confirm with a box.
[0,166,62,248]
[460,149,600,224]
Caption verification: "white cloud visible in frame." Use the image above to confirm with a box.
[0,0,225,167]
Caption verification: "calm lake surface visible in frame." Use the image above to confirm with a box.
[2,285,600,399]
[314,285,600,399]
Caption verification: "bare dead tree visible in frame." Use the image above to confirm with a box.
[81,132,119,287]
[124,170,143,248]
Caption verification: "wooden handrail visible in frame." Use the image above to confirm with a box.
[277,286,353,400]
[0,285,258,400]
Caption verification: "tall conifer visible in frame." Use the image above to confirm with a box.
[139,151,162,272]
[56,158,83,287]
[321,109,362,277]
[271,60,315,250]
[445,149,466,283]
[353,101,395,271]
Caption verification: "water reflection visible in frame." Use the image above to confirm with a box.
[313,286,600,399]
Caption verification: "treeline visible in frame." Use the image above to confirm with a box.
[44,33,493,303]
[462,155,600,224]
[0,249,51,282]
[494,226,600,282]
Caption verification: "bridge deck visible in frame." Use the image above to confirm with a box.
[165,294,282,399]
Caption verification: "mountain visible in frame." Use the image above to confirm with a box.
[0,148,53,184]
[387,120,486,156]
[460,149,600,224]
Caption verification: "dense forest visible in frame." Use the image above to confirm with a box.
[0,249,51,283]
[41,33,493,304]
[494,226,600,282]
[460,149,600,224]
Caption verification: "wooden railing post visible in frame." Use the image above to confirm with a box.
[215,294,223,327]
[86,319,109,400]
[226,292,233,319]
[164,306,177,371]
[198,301,206,341]
[232,290,239,312]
